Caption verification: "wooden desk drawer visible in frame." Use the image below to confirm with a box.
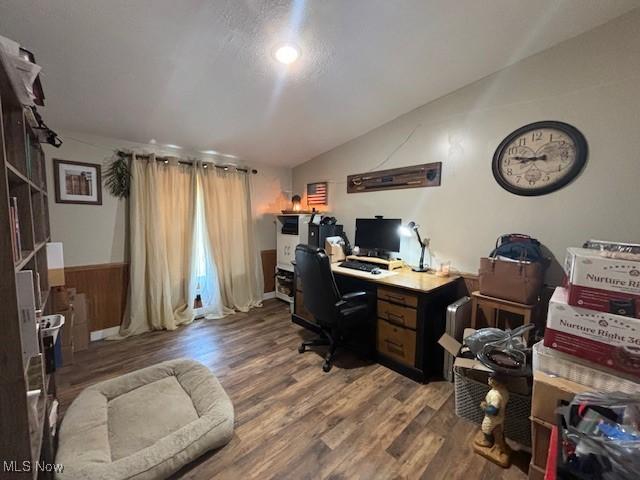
[377,319,416,367]
[377,300,417,330]
[378,287,418,308]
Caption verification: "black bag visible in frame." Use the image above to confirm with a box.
[489,234,544,263]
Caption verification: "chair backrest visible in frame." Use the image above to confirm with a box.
[294,244,341,326]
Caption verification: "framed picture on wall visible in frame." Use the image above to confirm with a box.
[306,181,328,206]
[53,159,102,205]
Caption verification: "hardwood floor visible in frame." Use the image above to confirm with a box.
[56,299,530,479]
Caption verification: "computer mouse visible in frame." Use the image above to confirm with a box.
[371,268,382,275]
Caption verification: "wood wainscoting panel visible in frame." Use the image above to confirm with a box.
[65,263,128,332]
[459,273,479,297]
[261,249,276,293]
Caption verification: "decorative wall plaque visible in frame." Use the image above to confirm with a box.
[347,162,441,194]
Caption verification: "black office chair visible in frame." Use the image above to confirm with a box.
[294,244,371,372]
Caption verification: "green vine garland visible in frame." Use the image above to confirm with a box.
[104,151,131,198]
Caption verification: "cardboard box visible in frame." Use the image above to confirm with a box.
[324,239,346,263]
[439,330,531,396]
[57,308,74,347]
[61,345,74,366]
[67,287,78,311]
[51,286,70,312]
[544,287,640,377]
[531,420,552,469]
[565,247,640,318]
[63,291,90,351]
[73,319,89,351]
[73,292,87,325]
[531,371,588,425]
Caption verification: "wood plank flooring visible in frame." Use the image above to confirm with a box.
[56,299,530,479]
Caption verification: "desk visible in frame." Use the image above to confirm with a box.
[330,264,458,292]
[292,264,461,382]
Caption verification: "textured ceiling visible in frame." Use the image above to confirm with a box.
[1,0,638,166]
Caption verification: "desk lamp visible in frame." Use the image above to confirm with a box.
[398,222,431,272]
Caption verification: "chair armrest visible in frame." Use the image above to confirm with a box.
[341,291,368,301]
[335,291,369,308]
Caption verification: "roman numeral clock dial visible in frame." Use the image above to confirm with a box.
[492,121,587,196]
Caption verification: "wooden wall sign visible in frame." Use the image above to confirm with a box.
[347,162,441,194]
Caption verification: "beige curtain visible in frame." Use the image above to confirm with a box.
[197,164,264,311]
[117,155,196,336]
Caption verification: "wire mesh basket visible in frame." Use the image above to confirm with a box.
[454,366,531,446]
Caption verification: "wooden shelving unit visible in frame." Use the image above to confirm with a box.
[0,48,54,478]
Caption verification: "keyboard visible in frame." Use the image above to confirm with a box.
[338,260,380,272]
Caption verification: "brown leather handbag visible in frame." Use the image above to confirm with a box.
[479,235,546,304]
[478,257,544,304]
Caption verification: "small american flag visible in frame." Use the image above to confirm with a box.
[307,182,328,206]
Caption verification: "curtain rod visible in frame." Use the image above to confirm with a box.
[117,151,258,174]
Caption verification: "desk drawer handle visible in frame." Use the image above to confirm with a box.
[385,340,404,355]
[387,312,405,325]
[386,294,406,303]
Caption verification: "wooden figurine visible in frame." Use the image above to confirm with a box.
[472,374,511,468]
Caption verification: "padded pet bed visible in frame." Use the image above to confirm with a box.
[56,358,234,480]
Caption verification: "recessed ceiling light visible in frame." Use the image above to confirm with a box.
[274,44,300,65]
[149,138,157,144]
[165,144,182,149]
[201,150,218,155]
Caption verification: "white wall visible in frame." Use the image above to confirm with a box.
[44,131,291,267]
[293,10,640,284]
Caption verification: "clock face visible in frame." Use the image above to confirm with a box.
[492,121,587,196]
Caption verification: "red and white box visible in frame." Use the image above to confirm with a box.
[564,247,640,318]
[544,287,640,378]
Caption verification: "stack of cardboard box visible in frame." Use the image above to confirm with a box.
[544,247,640,377]
[529,246,640,478]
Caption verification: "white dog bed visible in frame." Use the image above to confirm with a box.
[56,358,234,480]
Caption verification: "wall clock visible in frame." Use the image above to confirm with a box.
[492,121,587,196]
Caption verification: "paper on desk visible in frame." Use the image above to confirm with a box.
[326,236,343,245]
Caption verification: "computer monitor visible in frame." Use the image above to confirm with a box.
[355,218,401,254]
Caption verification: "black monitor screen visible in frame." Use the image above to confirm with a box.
[355,218,401,252]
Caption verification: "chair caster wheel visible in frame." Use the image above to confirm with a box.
[322,362,332,373]
[298,345,305,354]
